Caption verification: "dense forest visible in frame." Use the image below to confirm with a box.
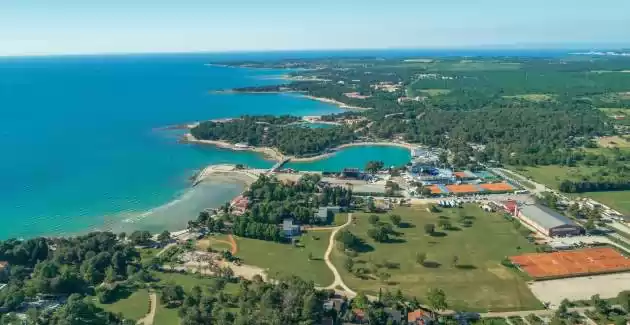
[0,232,142,323]
[190,115,357,157]
[210,55,630,190]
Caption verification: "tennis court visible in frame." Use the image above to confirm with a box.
[446,184,483,193]
[510,247,630,279]
[479,182,514,192]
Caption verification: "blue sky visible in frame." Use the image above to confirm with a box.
[1,0,629,56]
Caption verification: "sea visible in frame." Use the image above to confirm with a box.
[0,49,574,239]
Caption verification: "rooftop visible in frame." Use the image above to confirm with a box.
[518,204,579,230]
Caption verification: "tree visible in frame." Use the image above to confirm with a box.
[416,252,427,265]
[378,271,391,283]
[157,230,171,245]
[161,284,185,307]
[352,292,369,310]
[129,230,152,246]
[118,232,126,241]
[424,224,435,235]
[438,219,451,230]
[366,197,376,212]
[365,160,384,174]
[389,214,402,226]
[344,257,354,272]
[585,217,596,231]
[368,215,380,225]
[452,255,459,267]
[427,288,448,320]
[618,290,630,313]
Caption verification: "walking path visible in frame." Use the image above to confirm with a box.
[321,213,357,296]
[137,291,157,325]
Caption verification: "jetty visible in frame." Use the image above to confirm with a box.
[268,158,290,174]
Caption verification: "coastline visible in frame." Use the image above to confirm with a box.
[181,133,286,161]
[182,133,414,163]
[299,95,372,111]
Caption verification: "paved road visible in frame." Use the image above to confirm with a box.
[322,213,357,297]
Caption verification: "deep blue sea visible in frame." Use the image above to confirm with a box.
[0,49,569,239]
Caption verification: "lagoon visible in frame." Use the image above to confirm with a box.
[285,145,411,172]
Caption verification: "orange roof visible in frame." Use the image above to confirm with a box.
[510,247,630,279]
[454,171,468,178]
[408,309,430,322]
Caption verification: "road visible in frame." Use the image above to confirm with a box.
[137,291,157,325]
[321,213,357,297]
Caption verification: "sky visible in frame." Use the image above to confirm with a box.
[1,0,629,56]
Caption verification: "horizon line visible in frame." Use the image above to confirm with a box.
[1,43,630,59]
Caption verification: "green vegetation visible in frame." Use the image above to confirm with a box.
[154,295,180,325]
[332,205,541,311]
[576,191,630,216]
[502,94,555,102]
[153,271,238,294]
[93,288,149,321]
[191,115,356,157]
[235,231,334,286]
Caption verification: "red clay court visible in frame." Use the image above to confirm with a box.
[510,247,630,279]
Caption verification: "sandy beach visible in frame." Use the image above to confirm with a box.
[300,95,372,111]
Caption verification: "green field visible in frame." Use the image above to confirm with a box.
[331,205,542,312]
[153,271,238,294]
[154,293,180,325]
[235,231,334,287]
[576,191,630,217]
[511,165,598,190]
[93,288,150,321]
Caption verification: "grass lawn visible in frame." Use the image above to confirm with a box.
[139,248,160,262]
[597,136,630,148]
[93,288,150,321]
[332,205,542,312]
[333,213,348,226]
[510,165,598,190]
[234,230,334,287]
[154,294,180,325]
[418,89,451,96]
[576,191,630,217]
[153,271,238,294]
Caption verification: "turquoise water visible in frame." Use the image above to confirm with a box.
[285,145,411,172]
[0,54,344,239]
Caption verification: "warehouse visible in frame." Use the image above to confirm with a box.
[514,204,584,237]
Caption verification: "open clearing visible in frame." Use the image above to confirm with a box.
[332,205,542,312]
[512,165,598,190]
[235,231,334,286]
[528,273,630,308]
[196,234,237,253]
[597,135,630,148]
[503,94,554,102]
[154,293,179,325]
[418,88,451,96]
[93,288,150,321]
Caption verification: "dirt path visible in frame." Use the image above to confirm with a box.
[321,213,357,297]
[137,291,157,325]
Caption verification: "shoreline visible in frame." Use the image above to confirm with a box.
[182,133,414,163]
[298,95,372,111]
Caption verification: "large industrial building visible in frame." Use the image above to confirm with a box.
[505,202,584,237]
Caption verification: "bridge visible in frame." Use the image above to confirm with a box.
[267,158,291,174]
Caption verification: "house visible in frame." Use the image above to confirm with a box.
[408,309,432,325]
[315,206,343,222]
[282,219,301,237]
[322,298,345,312]
[352,309,366,323]
[385,308,403,324]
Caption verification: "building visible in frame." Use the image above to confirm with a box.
[0,261,9,277]
[385,308,403,324]
[282,219,301,237]
[315,206,343,222]
[341,168,362,179]
[513,204,584,237]
[408,309,432,325]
